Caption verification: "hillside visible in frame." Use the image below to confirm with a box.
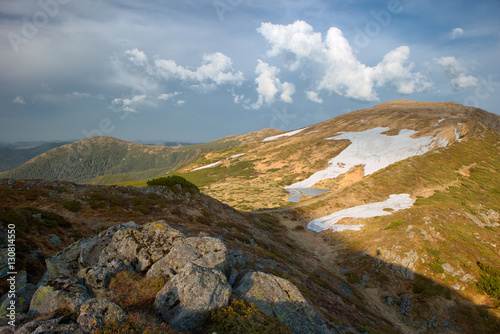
[116,100,500,332]
[0,141,72,172]
[0,128,279,184]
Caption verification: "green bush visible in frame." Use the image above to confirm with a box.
[294,225,305,231]
[208,299,292,334]
[147,175,199,192]
[62,200,81,212]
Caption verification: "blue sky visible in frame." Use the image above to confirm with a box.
[1,0,499,143]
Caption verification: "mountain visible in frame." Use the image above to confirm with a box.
[0,128,279,184]
[0,141,72,172]
[116,100,500,332]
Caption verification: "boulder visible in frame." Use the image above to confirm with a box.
[78,258,132,293]
[29,276,91,315]
[146,236,229,278]
[77,298,126,332]
[101,220,185,272]
[16,316,82,334]
[233,271,333,334]
[154,263,231,332]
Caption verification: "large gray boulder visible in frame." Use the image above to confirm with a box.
[0,283,36,321]
[154,263,231,332]
[77,298,126,332]
[29,276,91,315]
[233,271,333,334]
[15,316,83,334]
[101,220,185,272]
[146,236,229,278]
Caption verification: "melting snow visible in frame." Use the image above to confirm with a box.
[227,154,245,159]
[191,161,221,171]
[286,127,444,190]
[262,127,308,142]
[434,119,445,127]
[454,129,462,142]
[307,194,415,233]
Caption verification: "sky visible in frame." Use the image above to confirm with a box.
[1,0,499,143]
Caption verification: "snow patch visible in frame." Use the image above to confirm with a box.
[307,194,415,233]
[286,127,444,190]
[191,161,221,171]
[434,119,445,127]
[454,128,462,142]
[227,154,245,159]
[305,130,319,135]
[262,127,308,142]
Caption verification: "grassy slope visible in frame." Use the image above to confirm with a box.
[0,142,71,172]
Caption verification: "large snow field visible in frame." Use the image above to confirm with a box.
[286,127,447,190]
[307,194,415,232]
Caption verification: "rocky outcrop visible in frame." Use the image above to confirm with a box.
[154,263,231,332]
[233,271,333,334]
[0,220,333,333]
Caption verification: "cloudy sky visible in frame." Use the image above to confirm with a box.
[1,0,499,143]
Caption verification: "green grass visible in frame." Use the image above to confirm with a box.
[384,219,404,230]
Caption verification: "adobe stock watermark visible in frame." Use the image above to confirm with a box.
[6,224,17,326]
[213,0,243,21]
[7,0,72,54]
[269,106,297,131]
[352,0,403,51]
[463,74,500,108]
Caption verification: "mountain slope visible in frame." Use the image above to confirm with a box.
[0,141,72,172]
[0,128,279,184]
[123,100,500,332]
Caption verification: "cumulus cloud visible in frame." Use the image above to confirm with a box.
[153,52,244,87]
[125,48,149,67]
[12,96,26,104]
[306,91,323,103]
[113,94,146,112]
[436,56,478,90]
[257,21,432,102]
[158,92,181,100]
[451,28,464,39]
[250,60,295,109]
[176,100,185,106]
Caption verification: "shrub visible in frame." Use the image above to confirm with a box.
[62,200,81,212]
[429,261,445,273]
[147,175,199,192]
[294,225,305,231]
[96,314,180,334]
[208,299,292,334]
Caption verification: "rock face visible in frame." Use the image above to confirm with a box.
[0,220,333,333]
[77,298,126,332]
[29,276,91,315]
[233,271,333,334]
[154,263,231,332]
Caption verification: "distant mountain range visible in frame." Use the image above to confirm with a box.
[0,141,72,172]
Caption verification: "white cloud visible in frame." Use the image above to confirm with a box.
[153,52,244,87]
[306,91,323,103]
[72,92,91,98]
[176,100,185,106]
[13,96,26,104]
[125,48,149,66]
[158,92,181,100]
[113,94,146,112]
[451,28,464,39]
[257,21,432,102]
[436,56,478,90]
[250,60,295,109]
